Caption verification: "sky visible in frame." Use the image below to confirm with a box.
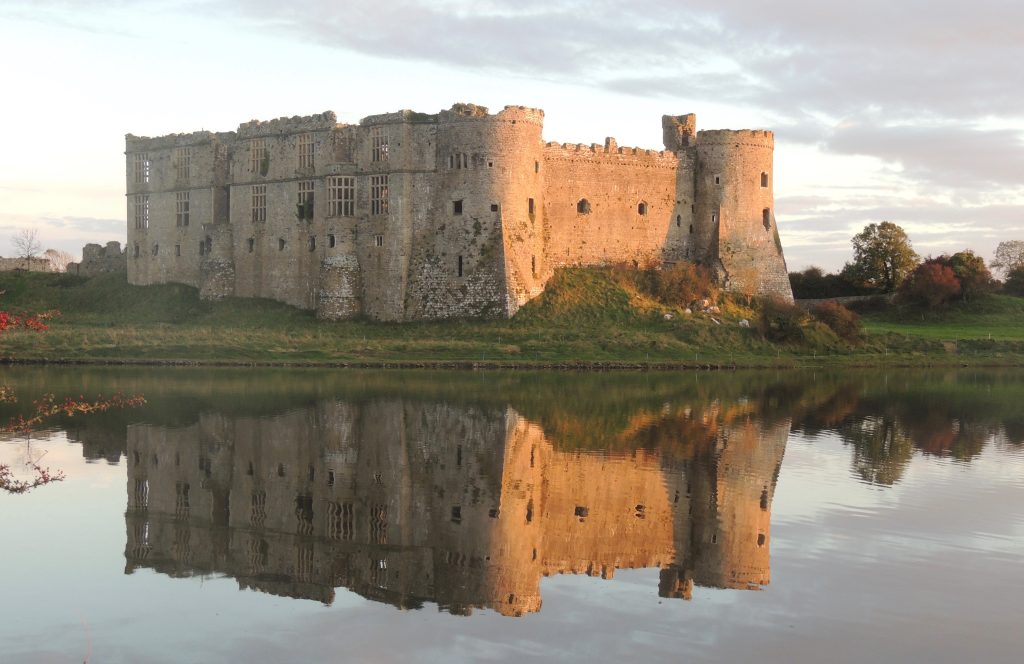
[1,0,1022,271]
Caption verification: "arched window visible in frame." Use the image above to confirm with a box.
[676,214,681,227]
[577,198,591,214]
[763,208,771,231]
[637,202,648,216]
[278,238,286,251]
[761,172,769,188]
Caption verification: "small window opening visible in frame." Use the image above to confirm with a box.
[175,244,181,257]
[761,172,769,188]
[760,488,769,511]
[712,213,718,224]
[714,175,721,185]
[375,234,384,247]
[198,241,205,256]
[451,506,462,523]
[763,208,771,231]
[757,533,766,547]
[490,203,498,212]
[457,255,463,277]
[278,238,286,251]
[307,465,315,482]
[488,161,493,168]
[152,244,159,256]
[534,161,539,173]
[528,198,535,215]
[689,224,694,234]
[531,255,536,276]
[246,461,254,476]
[577,198,591,214]
[637,202,648,216]
[328,234,336,248]
[489,508,499,518]
[328,470,336,486]
[133,244,140,258]
[205,236,212,254]
[277,463,286,477]
[456,445,462,467]
[247,238,254,253]
[448,154,454,169]
[309,236,316,252]
[526,499,534,523]
[453,199,463,215]
[711,533,718,544]
[676,214,681,227]
[574,506,589,519]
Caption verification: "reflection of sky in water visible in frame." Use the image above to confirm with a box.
[2,376,1024,663]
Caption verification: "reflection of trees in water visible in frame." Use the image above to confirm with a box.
[840,415,914,486]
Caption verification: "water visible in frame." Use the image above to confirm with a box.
[1,367,1022,663]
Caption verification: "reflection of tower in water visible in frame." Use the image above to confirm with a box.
[124,400,788,616]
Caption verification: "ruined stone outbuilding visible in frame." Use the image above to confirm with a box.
[124,103,792,321]
[67,241,127,277]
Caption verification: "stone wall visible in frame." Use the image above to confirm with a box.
[67,241,127,276]
[0,256,52,272]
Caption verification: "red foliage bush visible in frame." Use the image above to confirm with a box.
[898,261,961,307]
[811,301,863,341]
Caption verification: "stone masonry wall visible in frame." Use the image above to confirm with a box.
[68,241,127,276]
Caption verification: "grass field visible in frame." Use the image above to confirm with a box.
[860,295,1024,341]
[1,270,1022,367]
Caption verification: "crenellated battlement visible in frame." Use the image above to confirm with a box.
[125,130,233,152]
[697,129,774,149]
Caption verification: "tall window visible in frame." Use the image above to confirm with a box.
[761,172,769,188]
[173,147,192,181]
[133,153,150,184]
[297,180,314,220]
[175,191,190,227]
[371,126,389,162]
[327,175,355,217]
[298,133,314,169]
[250,138,268,175]
[251,185,266,223]
[370,174,389,215]
[133,195,150,229]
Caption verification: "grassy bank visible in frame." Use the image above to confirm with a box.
[1,270,1022,367]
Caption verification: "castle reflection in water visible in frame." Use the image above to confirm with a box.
[124,399,787,616]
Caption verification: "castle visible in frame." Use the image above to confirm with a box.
[125,103,792,321]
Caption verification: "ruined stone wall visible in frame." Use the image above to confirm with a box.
[229,113,341,309]
[68,241,126,277]
[0,256,52,272]
[695,130,792,301]
[542,141,686,270]
[126,131,231,288]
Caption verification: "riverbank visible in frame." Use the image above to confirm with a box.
[2,271,1023,368]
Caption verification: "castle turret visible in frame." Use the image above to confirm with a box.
[695,130,792,301]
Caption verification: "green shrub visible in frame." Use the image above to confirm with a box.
[812,301,862,341]
[758,298,809,343]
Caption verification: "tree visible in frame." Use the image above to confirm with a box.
[992,240,1024,278]
[942,250,993,302]
[43,248,75,273]
[898,260,961,308]
[847,222,919,292]
[1005,266,1024,296]
[12,227,42,271]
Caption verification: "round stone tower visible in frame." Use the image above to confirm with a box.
[694,130,792,301]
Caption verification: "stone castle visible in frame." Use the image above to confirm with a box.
[125,103,792,321]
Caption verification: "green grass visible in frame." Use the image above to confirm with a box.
[861,295,1024,341]
[2,270,1024,367]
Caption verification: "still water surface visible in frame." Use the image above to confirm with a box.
[1,367,1022,663]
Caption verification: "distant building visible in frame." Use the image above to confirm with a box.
[125,103,792,321]
[0,256,52,272]
[67,241,127,277]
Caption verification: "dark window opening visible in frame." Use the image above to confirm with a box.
[488,161,493,168]
[152,244,159,256]
[689,224,694,234]
[308,465,315,482]
[308,236,316,252]
[763,208,771,231]
[489,508,499,518]
[676,214,681,227]
[534,161,539,173]
[453,199,463,215]
[456,445,462,467]
[760,488,769,511]
[714,175,721,185]
[277,463,286,477]
[133,244,139,258]
[451,506,462,523]
[278,238,286,251]
[247,238,254,253]
[175,244,181,257]
[526,499,534,524]
[761,172,769,188]
[457,255,463,277]
[637,202,648,216]
[328,470,336,486]
[574,506,589,519]
[246,461,254,476]
[490,203,498,212]
[531,255,536,276]
[528,198,535,216]
[205,236,212,254]
[328,234,336,248]
[577,198,591,214]
[757,533,766,547]
[295,495,314,523]
[198,241,205,256]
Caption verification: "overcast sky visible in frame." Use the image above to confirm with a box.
[1,0,1021,270]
